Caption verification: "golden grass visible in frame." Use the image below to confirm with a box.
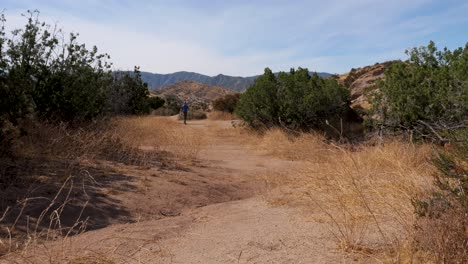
[256,128,329,161]
[1,116,447,262]
[0,116,204,261]
[242,128,436,261]
[208,111,236,121]
[112,116,205,160]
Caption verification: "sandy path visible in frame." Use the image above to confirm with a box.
[4,119,353,263]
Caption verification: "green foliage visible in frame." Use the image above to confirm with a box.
[148,96,165,110]
[0,12,32,126]
[414,142,467,217]
[432,129,468,210]
[412,141,467,262]
[164,95,182,115]
[3,11,113,121]
[371,41,468,141]
[0,10,154,154]
[212,93,240,113]
[108,67,153,115]
[236,67,350,130]
[236,68,279,127]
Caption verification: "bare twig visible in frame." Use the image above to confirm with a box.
[417,120,448,143]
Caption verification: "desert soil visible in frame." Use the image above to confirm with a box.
[4,118,359,264]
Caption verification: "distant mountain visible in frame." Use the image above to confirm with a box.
[140,71,332,92]
[152,80,233,103]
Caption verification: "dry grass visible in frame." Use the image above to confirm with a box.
[0,176,89,257]
[12,119,162,168]
[2,116,457,262]
[208,111,237,121]
[413,206,467,263]
[245,128,437,261]
[0,116,204,261]
[113,116,205,160]
[255,128,329,161]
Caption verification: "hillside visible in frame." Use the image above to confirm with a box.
[152,80,233,103]
[140,71,332,92]
[335,61,395,109]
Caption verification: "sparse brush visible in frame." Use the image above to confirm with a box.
[113,116,205,160]
[0,115,204,260]
[251,128,435,260]
[256,128,328,161]
[208,111,236,121]
[412,142,468,263]
[305,142,433,256]
[0,176,90,258]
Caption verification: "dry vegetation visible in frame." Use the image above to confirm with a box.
[111,116,205,160]
[1,116,464,263]
[0,116,204,261]
[228,127,445,262]
[207,111,237,121]
[153,80,233,104]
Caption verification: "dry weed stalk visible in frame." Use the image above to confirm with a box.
[0,176,90,260]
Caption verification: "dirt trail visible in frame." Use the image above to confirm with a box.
[5,119,352,263]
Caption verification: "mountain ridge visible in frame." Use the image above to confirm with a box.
[152,80,234,103]
[139,70,332,92]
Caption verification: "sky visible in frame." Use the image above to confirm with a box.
[2,0,468,76]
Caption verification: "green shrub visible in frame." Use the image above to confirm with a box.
[3,11,113,122]
[0,10,155,154]
[148,96,165,110]
[236,68,279,127]
[371,41,468,142]
[236,67,350,130]
[164,95,183,114]
[213,93,240,113]
[412,140,467,262]
[108,67,153,115]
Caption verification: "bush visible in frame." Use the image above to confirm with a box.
[371,41,468,142]
[236,67,350,131]
[213,93,240,113]
[107,67,154,115]
[0,11,112,124]
[235,68,279,128]
[3,11,113,122]
[148,96,165,110]
[164,95,182,114]
[0,11,155,154]
[412,140,467,262]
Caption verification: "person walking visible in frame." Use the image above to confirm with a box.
[181,100,189,125]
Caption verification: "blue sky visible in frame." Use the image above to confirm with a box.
[2,0,468,76]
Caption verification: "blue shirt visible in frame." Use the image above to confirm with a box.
[181,103,189,113]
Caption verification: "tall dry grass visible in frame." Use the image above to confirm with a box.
[208,111,237,121]
[112,116,205,160]
[0,116,205,260]
[249,128,436,261]
[14,116,205,165]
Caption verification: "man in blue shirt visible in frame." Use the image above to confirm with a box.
[181,100,189,125]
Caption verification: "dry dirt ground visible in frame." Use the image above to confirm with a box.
[3,118,359,264]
